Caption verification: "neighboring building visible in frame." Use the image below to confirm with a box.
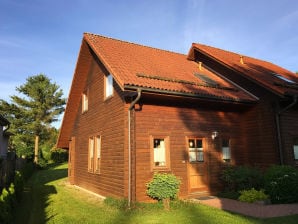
[0,114,10,159]
[57,33,298,202]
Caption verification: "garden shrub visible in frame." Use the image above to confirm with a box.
[0,170,26,223]
[0,185,15,223]
[146,173,181,210]
[14,171,24,201]
[264,165,298,204]
[238,188,269,203]
[50,148,68,163]
[221,165,263,192]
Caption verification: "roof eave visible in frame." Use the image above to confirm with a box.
[124,85,256,105]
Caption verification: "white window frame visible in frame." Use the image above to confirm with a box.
[294,138,298,160]
[222,139,231,162]
[151,136,170,170]
[153,139,166,167]
[105,74,113,98]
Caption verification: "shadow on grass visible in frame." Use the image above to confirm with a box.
[100,200,259,224]
[11,165,68,224]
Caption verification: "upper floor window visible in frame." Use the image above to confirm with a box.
[105,74,113,98]
[222,139,231,162]
[82,90,88,113]
[294,138,298,160]
[188,138,204,162]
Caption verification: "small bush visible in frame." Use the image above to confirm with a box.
[238,188,269,203]
[50,148,68,163]
[221,166,263,192]
[264,165,298,204]
[146,173,181,201]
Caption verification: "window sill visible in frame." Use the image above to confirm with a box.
[152,166,171,172]
[104,95,114,102]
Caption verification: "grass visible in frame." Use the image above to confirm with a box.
[12,163,298,224]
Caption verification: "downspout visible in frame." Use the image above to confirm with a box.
[128,88,142,208]
[275,96,297,165]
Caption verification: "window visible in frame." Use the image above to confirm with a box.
[222,139,231,162]
[153,139,166,167]
[88,137,94,172]
[294,138,298,160]
[105,74,113,98]
[188,138,204,162]
[88,135,102,173]
[273,73,296,84]
[82,90,88,113]
[94,135,101,172]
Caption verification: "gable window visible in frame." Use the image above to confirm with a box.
[222,139,231,162]
[188,138,204,162]
[105,74,113,98]
[82,90,88,113]
[294,138,298,160]
[88,137,94,172]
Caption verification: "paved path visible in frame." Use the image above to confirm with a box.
[193,197,298,218]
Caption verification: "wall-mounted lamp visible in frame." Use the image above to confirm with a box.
[211,131,219,140]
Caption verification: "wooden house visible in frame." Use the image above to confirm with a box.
[57,33,298,202]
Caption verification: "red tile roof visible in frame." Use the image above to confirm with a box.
[57,33,258,148]
[84,33,256,102]
[188,43,298,97]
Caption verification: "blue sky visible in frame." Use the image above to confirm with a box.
[1,0,298,124]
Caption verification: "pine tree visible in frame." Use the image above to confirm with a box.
[0,74,66,163]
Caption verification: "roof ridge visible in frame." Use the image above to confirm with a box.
[84,32,187,57]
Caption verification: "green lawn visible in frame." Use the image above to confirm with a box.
[12,163,298,224]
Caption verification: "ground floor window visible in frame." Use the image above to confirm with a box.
[88,135,101,173]
[294,138,298,160]
[222,139,231,162]
[188,138,204,162]
[88,137,94,172]
[152,137,170,170]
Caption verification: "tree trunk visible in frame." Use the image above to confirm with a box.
[34,135,39,164]
[162,198,170,210]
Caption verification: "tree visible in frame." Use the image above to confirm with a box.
[0,74,66,163]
